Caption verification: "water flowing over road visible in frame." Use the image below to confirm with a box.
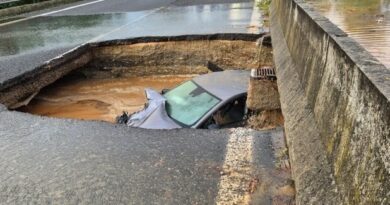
[306,0,390,69]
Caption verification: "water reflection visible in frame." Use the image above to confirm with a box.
[306,0,390,68]
[0,12,147,57]
[0,2,260,57]
[99,2,258,40]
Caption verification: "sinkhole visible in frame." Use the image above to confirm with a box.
[1,34,283,129]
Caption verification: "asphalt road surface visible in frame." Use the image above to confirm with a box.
[0,110,290,204]
[0,0,262,86]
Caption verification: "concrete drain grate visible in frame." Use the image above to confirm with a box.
[250,67,276,80]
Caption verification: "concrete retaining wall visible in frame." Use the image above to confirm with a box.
[270,0,390,204]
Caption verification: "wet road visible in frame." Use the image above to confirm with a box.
[0,0,262,85]
[306,0,390,68]
[0,109,292,204]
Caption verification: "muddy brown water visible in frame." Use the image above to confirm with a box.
[18,75,194,122]
[306,0,390,68]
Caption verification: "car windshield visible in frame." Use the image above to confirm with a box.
[164,81,221,126]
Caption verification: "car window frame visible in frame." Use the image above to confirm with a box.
[194,93,248,128]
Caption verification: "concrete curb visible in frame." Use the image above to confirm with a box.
[0,0,82,18]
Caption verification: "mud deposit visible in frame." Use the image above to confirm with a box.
[18,75,193,122]
[246,110,284,130]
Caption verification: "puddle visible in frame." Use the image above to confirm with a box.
[306,0,390,68]
[18,75,193,122]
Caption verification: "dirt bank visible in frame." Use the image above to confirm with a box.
[1,34,272,109]
[80,40,273,78]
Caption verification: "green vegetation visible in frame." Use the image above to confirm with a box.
[257,0,271,16]
[0,0,50,10]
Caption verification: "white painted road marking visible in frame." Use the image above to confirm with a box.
[40,0,105,16]
[87,6,164,43]
[43,7,162,63]
[216,128,254,205]
[0,0,105,27]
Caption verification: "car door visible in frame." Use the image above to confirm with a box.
[199,95,247,129]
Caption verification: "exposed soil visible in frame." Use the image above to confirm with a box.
[247,79,280,111]
[246,110,284,130]
[81,40,273,78]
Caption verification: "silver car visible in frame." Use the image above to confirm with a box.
[118,70,250,129]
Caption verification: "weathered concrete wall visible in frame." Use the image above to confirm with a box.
[271,0,390,204]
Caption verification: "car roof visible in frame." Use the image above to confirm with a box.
[192,70,250,100]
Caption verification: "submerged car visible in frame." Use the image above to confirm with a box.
[118,70,250,129]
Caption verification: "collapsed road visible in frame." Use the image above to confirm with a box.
[0,0,388,204]
[0,0,295,204]
[0,32,293,203]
